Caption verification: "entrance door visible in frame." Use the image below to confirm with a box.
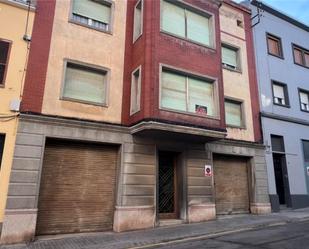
[158,152,178,219]
[214,155,250,215]
[273,153,291,206]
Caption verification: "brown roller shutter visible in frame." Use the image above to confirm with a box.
[36,139,118,235]
[213,155,249,215]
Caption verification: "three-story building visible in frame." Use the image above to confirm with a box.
[1,0,270,244]
[247,0,309,211]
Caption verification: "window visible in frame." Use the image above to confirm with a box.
[293,45,309,68]
[225,99,243,127]
[271,135,285,152]
[161,68,216,116]
[299,89,309,112]
[272,81,289,107]
[222,44,240,71]
[303,140,309,163]
[130,66,141,114]
[0,135,5,169]
[71,0,112,32]
[266,34,283,58]
[62,61,108,105]
[161,0,212,47]
[0,40,10,86]
[133,0,143,42]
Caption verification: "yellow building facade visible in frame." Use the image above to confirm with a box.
[0,0,34,230]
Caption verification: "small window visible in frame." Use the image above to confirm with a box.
[303,140,309,162]
[267,34,283,58]
[130,66,141,114]
[161,68,216,116]
[299,90,309,112]
[0,134,5,169]
[62,62,108,105]
[225,99,243,127]
[0,40,10,86]
[161,0,212,47]
[133,0,143,42]
[71,0,112,32]
[271,135,285,152]
[293,45,309,68]
[272,81,289,107]
[222,44,240,71]
[237,19,243,28]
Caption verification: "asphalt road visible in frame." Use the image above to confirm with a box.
[148,220,309,249]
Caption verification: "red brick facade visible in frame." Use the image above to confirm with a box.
[21,0,56,113]
[122,0,226,131]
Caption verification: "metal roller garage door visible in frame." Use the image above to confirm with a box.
[36,139,118,235]
[214,155,249,215]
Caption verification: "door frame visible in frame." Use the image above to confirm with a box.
[156,150,184,221]
[272,152,291,207]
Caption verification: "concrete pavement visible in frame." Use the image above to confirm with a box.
[1,207,309,249]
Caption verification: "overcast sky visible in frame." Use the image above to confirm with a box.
[233,0,309,25]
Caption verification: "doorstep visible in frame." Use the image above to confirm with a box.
[159,219,185,227]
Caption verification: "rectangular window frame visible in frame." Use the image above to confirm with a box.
[266,33,284,59]
[221,43,242,73]
[68,0,115,34]
[159,63,220,120]
[0,39,12,87]
[271,80,290,108]
[133,0,143,43]
[130,65,142,115]
[298,88,309,113]
[292,44,309,69]
[160,0,216,49]
[60,59,110,107]
[224,97,246,129]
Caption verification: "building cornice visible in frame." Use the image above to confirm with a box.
[261,112,309,127]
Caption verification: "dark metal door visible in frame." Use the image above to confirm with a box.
[273,153,291,206]
[158,152,177,219]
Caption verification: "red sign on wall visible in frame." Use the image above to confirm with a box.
[205,165,212,177]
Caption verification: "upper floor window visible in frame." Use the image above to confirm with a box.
[62,61,109,106]
[161,0,213,47]
[272,81,289,107]
[267,33,283,58]
[130,66,141,115]
[221,44,240,71]
[0,40,11,86]
[133,0,143,42]
[71,0,112,32]
[293,45,309,68]
[299,89,309,112]
[160,67,216,117]
[224,98,244,128]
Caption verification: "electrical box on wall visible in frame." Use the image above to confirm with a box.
[10,99,21,112]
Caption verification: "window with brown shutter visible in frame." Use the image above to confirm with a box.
[294,47,303,65]
[267,34,283,58]
[293,44,309,68]
[0,40,10,86]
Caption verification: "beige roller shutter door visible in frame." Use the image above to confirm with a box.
[214,155,249,215]
[36,140,118,235]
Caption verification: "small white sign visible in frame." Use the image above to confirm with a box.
[307,167,309,177]
[205,165,212,177]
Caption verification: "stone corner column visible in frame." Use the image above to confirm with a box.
[0,209,37,244]
[188,203,216,223]
[250,203,271,214]
[113,205,155,232]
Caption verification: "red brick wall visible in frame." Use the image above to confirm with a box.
[122,0,225,130]
[21,0,56,113]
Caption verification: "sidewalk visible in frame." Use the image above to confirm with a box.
[2,208,309,249]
